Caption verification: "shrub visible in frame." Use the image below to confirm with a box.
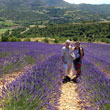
[16,38,21,42]
[54,38,59,43]
[9,36,17,42]
[36,40,39,42]
[73,37,78,41]
[24,38,31,42]
[105,39,110,43]
[43,38,49,43]
[1,36,9,42]
[100,38,105,42]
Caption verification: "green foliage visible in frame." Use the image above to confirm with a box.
[9,37,21,42]
[18,23,110,43]
[87,38,93,43]
[100,38,105,42]
[1,1,110,26]
[11,27,26,37]
[105,39,110,43]
[1,90,46,110]
[9,36,17,42]
[54,38,59,43]
[26,56,35,64]
[2,61,23,74]
[73,37,78,41]
[16,38,21,42]
[0,52,11,59]
[43,38,49,43]
[23,38,30,42]
[1,36,9,42]
[100,38,110,43]
[2,22,110,43]
[2,63,15,74]
[36,40,39,42]
[104,104,110,110]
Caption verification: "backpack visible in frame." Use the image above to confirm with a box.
[79,46,84,57]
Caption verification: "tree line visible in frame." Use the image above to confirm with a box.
[1,23,110,43]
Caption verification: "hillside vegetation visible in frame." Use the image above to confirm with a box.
[1,22,110,43]
[0,0,110,25]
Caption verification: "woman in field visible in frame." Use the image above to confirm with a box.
[72,41,83,83]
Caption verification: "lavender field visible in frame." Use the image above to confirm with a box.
[0,42,110,110]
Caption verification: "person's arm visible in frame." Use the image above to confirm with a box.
[72,47,75,51]
[62,56,66,64]
[61,48,66,64]
[80,48,83,61]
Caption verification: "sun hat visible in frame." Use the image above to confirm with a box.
[66,39,70,43]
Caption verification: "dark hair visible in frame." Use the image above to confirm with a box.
[75,41,80,45]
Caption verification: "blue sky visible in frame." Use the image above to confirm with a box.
[64,0,110,4]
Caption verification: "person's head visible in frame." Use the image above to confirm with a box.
[75,41,80,48]
[65,40,70,48]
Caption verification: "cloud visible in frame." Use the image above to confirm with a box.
[64,0,110,4]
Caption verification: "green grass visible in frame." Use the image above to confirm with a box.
[1,91,46,110]
[0,20,17,35]
[0,21,3,25]
[0,28,12,35]
[1,59,24,75]
[0,20,15,26]
[0,52,9,58]
[0,28,9,33]
[1,81,47,110]
[26,56,35,64]
[104,104,110,110]
[30,25,36,28]
[2,63,15,74]
[95,62,100,66]
[0,55,36,77]
[4,20,15,26]
[0,26,16,35]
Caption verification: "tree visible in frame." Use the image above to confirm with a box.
[1,36,9,42]
[43,38,49,43]
[54,38,59,43]
[73,37,78,41]
[24,38,31,42]
[9,36,17,42]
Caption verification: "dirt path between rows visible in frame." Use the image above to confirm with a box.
[58,70,84,110]
[0,65,32,97]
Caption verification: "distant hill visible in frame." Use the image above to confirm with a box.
[0,0,70,9]
[41,0,70,6]
[74,4,110,16]
[0,0,110,25]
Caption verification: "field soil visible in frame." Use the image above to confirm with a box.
[58,67,84,110]
[21,37,55,42]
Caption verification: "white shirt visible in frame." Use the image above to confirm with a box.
[62,45,72,63]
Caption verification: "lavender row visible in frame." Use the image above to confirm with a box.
[0,42,62,76]
[82,42,110,76]
[1,54,63,110]
[82,42,110,64]
[78,59,110,110]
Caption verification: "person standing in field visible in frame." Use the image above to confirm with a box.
[61,40,73,83]
[72,41,83,83]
